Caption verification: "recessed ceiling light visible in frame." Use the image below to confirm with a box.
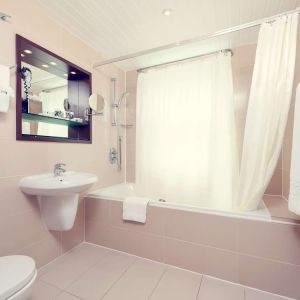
[162,8,172,17]
[42,64,49,68]
[63,73,68,77]
[20,53,25,57]
[70,71,76,75]
[50,61,57,65]
[24,49,32,54]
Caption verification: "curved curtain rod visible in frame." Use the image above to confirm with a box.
[92,7,300,69]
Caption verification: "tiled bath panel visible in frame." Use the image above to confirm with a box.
[85,198,300,299]
[31,243,293,300]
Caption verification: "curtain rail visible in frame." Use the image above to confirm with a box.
[92,7,300,69]
[137,49,233,73]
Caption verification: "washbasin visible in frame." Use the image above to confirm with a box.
[19,169,98,231]
[19,172,98,196]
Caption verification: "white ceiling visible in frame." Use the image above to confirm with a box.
[35,0,300,71]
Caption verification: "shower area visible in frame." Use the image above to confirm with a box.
[100,8,300,215]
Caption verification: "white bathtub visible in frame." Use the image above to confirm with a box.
[88,183,271,221]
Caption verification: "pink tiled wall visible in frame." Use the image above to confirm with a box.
[85,197,300,299]
[125,44,284,195]
[0,0,125,268]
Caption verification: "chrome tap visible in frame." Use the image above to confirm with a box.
[54,163,66,177]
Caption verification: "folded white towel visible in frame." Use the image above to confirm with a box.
[123,196,150,223]
[289,83,300,215]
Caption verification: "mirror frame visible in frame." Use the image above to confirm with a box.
[16,34,92,143]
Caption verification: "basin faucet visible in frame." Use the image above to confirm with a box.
[54,163,66,177]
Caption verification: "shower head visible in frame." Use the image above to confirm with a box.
[117,91,130,107]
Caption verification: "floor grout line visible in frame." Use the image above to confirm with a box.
[195,274,204,300]
[99,256,138,299]
[147,264,168,300]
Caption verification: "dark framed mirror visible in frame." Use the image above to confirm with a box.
[16,35,92,143]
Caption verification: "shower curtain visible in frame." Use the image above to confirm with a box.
[236,13,298,211]
[135,52,238,210]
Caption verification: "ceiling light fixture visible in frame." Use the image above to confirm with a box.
[70,71,76,75]
[42,64,49,68]
[50,61,57,65]
[20,53,25,57]
[24,49,32,54]
[63,73,68,77]
[162,8,172,17]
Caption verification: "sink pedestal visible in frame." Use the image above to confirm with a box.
[38,194,79,231]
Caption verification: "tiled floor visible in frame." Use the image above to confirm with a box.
[29,243,293,300]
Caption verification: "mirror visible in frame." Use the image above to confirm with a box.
[89,93,105,114]
[16,35,92,143]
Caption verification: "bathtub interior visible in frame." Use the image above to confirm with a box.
[87,183,271,221]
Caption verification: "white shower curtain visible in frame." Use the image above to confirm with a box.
[136,53,238,210]
[236,13,298,211]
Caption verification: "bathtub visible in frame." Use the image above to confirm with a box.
[87,182,271,221]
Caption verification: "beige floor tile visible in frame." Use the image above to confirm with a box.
[54,292,82,300]
[39,243,109,289]
[28,280,61,300]
[245,287,294,300]
[197,276,244,300]
[102,258,166,300]
[150,266,202,300]
[66,251,136,300]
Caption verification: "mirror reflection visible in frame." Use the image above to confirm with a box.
[21,62,69,137]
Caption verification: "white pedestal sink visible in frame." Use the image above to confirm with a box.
[19,172,98,231]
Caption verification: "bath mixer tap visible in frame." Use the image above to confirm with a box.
[54,163,66,177]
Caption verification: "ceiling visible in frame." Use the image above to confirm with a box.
[35,0,300,71]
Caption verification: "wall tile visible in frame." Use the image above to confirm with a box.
[265,168,282,196]
[13,232,61,269]
[0,176,39,217]
[165,208,238,251]
[85,221,110,247]
[238,254,300,299]
[0,209,49,256]
[85,198,110,224]
[238,219,300,265]
[107,227,165,262]
[165,238,239,282]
